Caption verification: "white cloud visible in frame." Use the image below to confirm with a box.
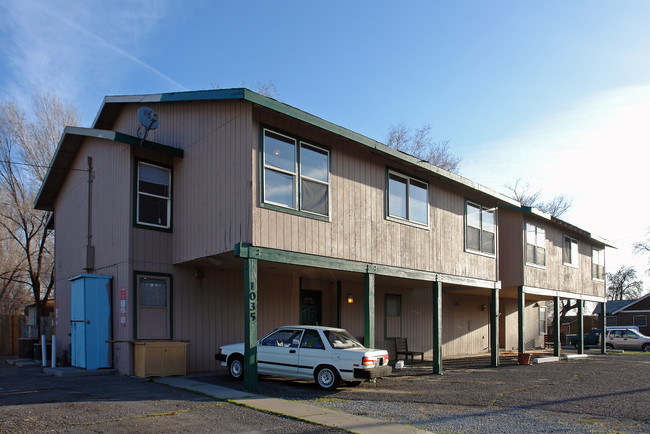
[0,0,185,121]
[463,84,650,291]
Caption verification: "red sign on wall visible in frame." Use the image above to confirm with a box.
[120,288,126,327]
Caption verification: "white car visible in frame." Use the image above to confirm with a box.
[215,326,392,390]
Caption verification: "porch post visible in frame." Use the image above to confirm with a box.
[433,281,443,375]
[553,296,561,357]
[244,257,258,393]
[600,301,606,354]
[364,270,375,349]
[491,287,499,367]
[518,286,525,353]
[577,299,584,355]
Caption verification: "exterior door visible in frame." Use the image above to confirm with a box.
[70,280,86,368]
[300,290,322,326]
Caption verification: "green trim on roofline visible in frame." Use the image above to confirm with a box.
[34,126,183,211]
[95,88,518,207]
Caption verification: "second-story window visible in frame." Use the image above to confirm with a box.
[262,128,330,217]
[592,248,605,280]
[136,161,171,229]
[563,236,579,267]
[387,171,428,226]
[465,201,496,255]
[525,222,546,267]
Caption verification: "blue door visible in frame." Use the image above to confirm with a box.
[69,275,112,369]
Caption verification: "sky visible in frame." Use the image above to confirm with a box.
[1,0,649,294]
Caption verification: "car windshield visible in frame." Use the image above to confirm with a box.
[324,330,364,349]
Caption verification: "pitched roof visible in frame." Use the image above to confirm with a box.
[592,299,636,315]
[34,127,183,211]
[92,88,520,208]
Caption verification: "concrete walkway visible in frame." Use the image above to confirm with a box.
[155,377,427,433]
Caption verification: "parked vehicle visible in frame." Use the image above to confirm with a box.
[215,326,392,390]
[605,328,650,352]
[570,329,601,348]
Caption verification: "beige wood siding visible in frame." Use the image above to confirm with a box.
[524,225,605,297]
[498,208,524,287]
[251,109,498,282]
[110,100,254,264]
[52,138,132,366]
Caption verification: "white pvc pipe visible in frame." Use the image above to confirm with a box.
[51,335,56,368]
[41,334,47,367]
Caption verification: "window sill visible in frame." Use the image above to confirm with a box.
[260,202,331,222]
[386,215,430,230]
[525,263,546,270]
[465,248,496,259]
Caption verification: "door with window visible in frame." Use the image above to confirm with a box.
[136,274,171,339]
[300,290,322,326]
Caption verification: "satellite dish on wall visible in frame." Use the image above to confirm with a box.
[137,106,159,144]
[137,106,159,130]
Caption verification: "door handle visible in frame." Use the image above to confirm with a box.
[70,320,90,324]
[290,350,296,354]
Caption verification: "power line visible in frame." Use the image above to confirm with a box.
[0,160,88,172]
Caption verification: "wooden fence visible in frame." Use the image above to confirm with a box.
[0,315,20,355]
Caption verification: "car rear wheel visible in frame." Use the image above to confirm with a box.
[606,344,614,350]
[315,366,340,391]
[642,343,650,352]
[228,355,244,380]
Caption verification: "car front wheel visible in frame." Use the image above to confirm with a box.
[229,355,244,380]
[314,366,340,391]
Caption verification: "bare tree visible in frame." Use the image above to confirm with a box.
[0,91,79,334]
[386,123,461,173]
[504,178,572,218]
[633,227,650,276]
[606,266,644,300]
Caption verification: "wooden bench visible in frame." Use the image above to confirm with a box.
[544,335,554,348]
[394,337,424,363]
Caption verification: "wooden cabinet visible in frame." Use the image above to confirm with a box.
[133,341,187,378]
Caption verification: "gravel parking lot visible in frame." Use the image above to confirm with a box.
[3,351,649,433]
[197,350,650,433]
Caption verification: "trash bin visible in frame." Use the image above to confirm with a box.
[518,352,532,365]
[19,338,39,359]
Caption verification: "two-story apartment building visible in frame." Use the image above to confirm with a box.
[35,89,610,387]
[498,206,614,354]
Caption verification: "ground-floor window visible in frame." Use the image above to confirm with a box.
[633,315,647,328]
[539,306,547,335]
[385,294,402,339]
[135,272,172,339]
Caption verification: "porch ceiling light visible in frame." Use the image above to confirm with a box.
[347,294,354,304]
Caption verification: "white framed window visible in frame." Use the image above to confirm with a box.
[387,171,429,226]
[136,161,171,229]
[633,315,647,327]
[592,248,605,280]
[525,222,546,267]
[539,306,547,335]
[262,128,330,217]
[465,201,496,255]
[563,235,579,267]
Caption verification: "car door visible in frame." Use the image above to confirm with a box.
[296,329,327,380]
[608,330,623,348]
[620,329,640,350]
[258,328,303,377]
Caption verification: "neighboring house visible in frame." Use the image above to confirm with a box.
[35,89,612,384]
[498,206,613,354]
[594,294,650,336]
[559,315,599,335]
